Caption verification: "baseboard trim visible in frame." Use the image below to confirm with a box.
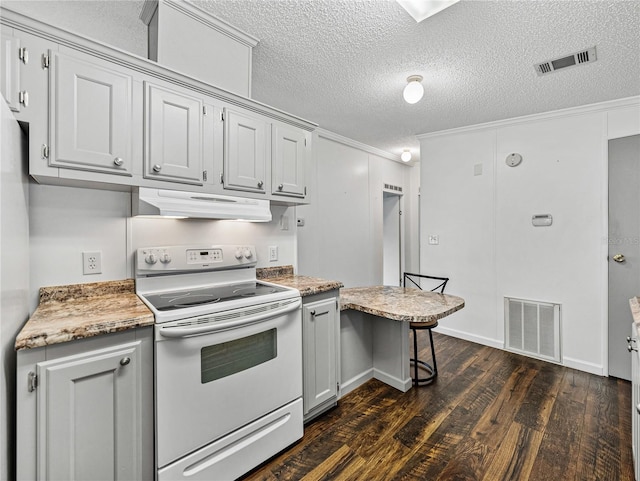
[435,327,606,376]
[562,357,604,376]
[433,326,504,350]
[340,369,373,398]
[373,368,412,393]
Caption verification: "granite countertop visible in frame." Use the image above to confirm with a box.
[630,297,640,337]
[340,286,465,325]
[257,266,343,297]
[15,279,154,351]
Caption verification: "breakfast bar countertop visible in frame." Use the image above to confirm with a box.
[15,279,154,351]
[340,286,465,325]
[257,266,343,297]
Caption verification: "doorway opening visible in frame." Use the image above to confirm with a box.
[383,191,403,286]
[608,134,640,380]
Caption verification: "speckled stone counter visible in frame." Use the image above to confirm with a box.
[630,297,640,337]
[257,266,343,297]
[340,286,465,325]
[15,279,154,350]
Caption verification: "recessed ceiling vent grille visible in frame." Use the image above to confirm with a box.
[534,46,597,76]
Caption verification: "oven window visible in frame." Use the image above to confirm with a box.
[201,328,277,383]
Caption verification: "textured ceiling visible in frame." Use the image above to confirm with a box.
[4,1,640,161]
[193,0,640,160]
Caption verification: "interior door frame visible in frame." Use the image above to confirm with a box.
[382,189,405,287]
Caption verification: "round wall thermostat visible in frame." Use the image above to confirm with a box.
[506,153,522,167]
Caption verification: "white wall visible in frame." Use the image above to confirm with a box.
[28,183,297,312]
[419,97,640,375]
[297,132,416,286]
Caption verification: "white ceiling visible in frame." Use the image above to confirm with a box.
[192,0,640,161]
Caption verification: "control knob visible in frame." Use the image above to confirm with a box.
[244,249,253,259]
[159,253,172,264]
[235,249,244,260]
[145,253,158,265]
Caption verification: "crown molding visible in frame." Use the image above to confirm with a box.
[316,129,413,165]
[417,96,640,140]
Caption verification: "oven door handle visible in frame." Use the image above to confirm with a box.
[157,298,302,338]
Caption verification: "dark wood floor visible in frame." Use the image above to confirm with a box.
[241,332,634,481]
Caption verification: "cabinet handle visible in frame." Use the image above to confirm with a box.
[257,180,264,188]
[278,184,284,191]
[153,164,162,173]
[113,157,124,166]
[637,403,640,415]
[628,344,638,352]
[18,90,28,107]
[310,310,316,316]
[120,357,131,366]
[19,47,28,64]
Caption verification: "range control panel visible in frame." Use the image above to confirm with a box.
[136,245,257,274]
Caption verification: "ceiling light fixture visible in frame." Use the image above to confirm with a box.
[396,0,460,23]
[401,150,412,162]
[403,75,424,104]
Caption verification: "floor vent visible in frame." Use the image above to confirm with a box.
[534,46,597,76]
[505,297,561,362]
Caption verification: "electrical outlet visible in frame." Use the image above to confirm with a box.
[83,251,102,275]
[269,246,278,262]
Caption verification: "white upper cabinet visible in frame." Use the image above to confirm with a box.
[272,123,309,198]
[144,81,203,185]
[49,51,133,176]
[223,108,269,193]
[1,8,316,203]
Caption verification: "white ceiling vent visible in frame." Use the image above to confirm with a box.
[534,47,597,76]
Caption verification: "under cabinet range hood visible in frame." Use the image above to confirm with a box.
[132,188,272,221]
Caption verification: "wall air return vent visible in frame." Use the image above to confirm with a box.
[383,183,403,193]
[505,297,561,363]
[534,46,597,76]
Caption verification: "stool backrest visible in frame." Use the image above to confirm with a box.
[403,273,449,293]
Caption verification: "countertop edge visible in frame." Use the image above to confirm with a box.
[264,275,344,297]
[15,280,154,351]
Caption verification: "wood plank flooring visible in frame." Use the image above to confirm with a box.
[241,332,634,481]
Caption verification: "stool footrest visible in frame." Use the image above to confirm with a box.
[410,358,436,384]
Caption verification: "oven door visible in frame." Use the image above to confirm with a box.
[155,297,302,469]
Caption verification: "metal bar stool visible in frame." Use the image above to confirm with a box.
[403,272,449,385]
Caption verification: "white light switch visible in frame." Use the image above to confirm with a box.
[428,235,439,245]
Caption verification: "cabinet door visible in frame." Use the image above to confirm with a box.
[144,82,203,184]
[223,108,268,193]
[302,297,338,417]
[1,31,21,112]
[272,123,308,198]
[50,51,133,175]
[37,341,142,481]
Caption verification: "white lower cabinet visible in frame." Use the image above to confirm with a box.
[302,290,340,422]
[16,328,153,481]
